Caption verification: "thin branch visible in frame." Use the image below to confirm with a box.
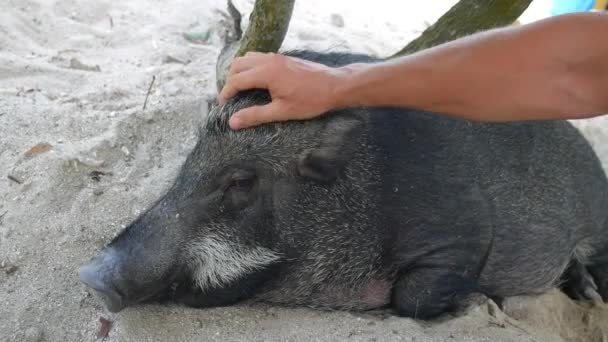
[391,0,533,58]
[143,75,156,110]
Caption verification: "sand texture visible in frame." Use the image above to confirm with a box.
[1,0,607,341]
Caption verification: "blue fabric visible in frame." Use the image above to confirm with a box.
[551,0,595,15]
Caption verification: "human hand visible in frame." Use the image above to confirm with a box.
[219,52,344,130]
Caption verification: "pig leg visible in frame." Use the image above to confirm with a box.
[392,268,479,320]
[146,279,247,309]
[172,283,251,308]
[169,265,280,309]
[588,264,608,302]
[560,258,602,302]
[586,240,608,302]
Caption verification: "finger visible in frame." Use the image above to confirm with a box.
[228,53,270,76]
[219,68,268,104]
[229,102,284,130]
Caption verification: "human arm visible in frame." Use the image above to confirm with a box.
[219,12,608,129]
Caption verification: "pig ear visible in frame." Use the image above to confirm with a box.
[297,114,364,183]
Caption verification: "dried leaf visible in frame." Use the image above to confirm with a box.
[96,317,112,339]
[24,143,52,157]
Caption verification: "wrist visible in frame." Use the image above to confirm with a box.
[328,62,371,109]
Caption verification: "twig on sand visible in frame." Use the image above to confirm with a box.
[7,175,23,184]
[0,210,7,225]
[142,75,156,111]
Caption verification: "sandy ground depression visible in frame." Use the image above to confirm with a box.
[1,0,607,341]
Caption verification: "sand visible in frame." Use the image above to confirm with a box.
[1,0,607,341]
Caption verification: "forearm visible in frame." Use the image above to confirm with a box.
[332,12,608,122]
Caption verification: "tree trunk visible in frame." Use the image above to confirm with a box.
[235,0,295,57]
[391,0,533,57]
[215,0,295,91]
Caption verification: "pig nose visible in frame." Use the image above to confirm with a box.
[78,251,126,313]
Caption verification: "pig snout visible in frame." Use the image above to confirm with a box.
[79,249,127,312]
[78,204,187,312]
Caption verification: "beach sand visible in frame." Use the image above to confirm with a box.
[1,0,607,341]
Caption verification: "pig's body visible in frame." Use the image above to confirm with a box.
[80,50,608,319]
[253,104,608,311]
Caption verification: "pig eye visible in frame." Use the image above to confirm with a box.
[223,173,257,208]
[226,172,256,193]
[229,178,254,190]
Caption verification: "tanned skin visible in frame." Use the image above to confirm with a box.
[219,12,608,130]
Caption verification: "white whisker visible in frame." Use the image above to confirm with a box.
[186,235,281,290]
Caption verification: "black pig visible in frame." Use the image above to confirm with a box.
[79,50,608,319]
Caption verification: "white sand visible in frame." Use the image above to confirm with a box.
[1,0,607,341]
